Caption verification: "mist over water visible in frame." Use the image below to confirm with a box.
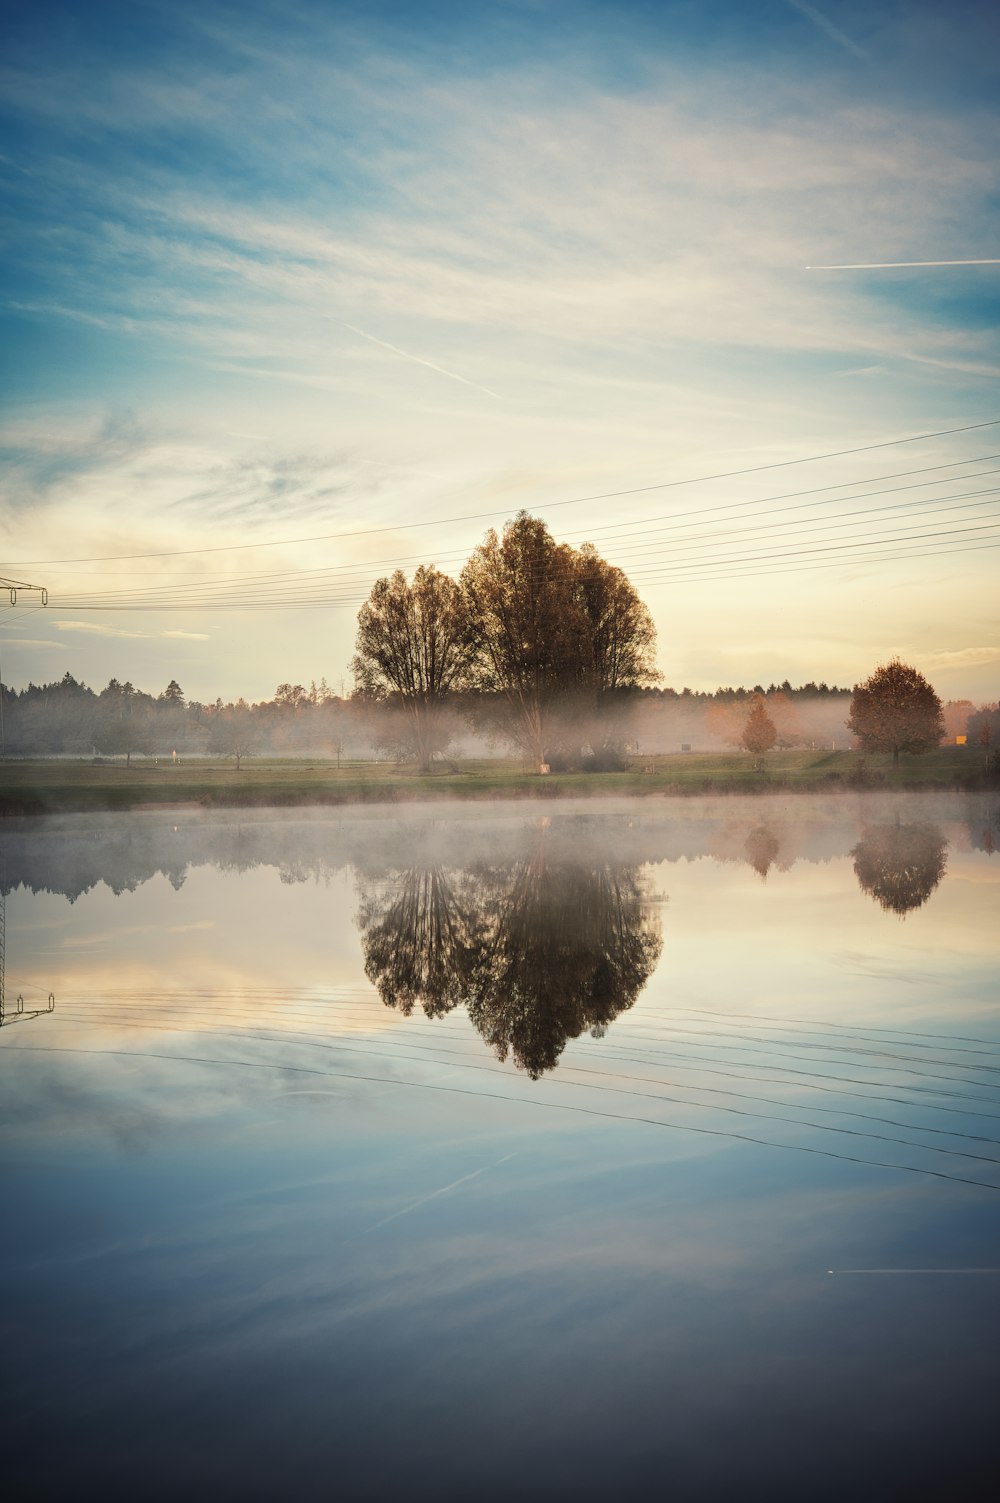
[2,793,998,1499]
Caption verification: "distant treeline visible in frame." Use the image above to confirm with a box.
[3,798,996,903]
[1,672,995,763]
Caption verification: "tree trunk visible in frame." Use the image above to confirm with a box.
[521,700,546,774]
[412,705,433,775]
[892,747,900,767]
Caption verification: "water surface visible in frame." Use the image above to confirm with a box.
[2,794,999,1499]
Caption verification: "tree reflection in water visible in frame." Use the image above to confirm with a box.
[358,840,663,1078]
[851,821,948,916]
[359,867,482,1018]
[744,825,781,881]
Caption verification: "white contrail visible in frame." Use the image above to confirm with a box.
[807,259,1000,270]
[784,0,868,60]
[828,1268,1000,1275]
[368,1153,517,1231]
[342,321,502,400]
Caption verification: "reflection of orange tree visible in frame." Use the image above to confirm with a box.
[851,822,947,915]
[707,820,787,878]
[744,826,781,880]
[357,842,662,1077]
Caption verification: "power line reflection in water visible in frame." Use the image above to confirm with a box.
[2,799,997,1199]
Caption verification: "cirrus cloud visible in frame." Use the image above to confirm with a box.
[56,621,150,639]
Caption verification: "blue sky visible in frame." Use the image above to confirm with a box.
[1,0,998,701]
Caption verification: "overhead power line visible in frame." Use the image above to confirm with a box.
[23,532,998,610]
[630,536,1000,588]
[30,450,1000,578]
[0,575,48,604]
[4,415,998,567]
[616,518,1000,577]
[43,485,1000,609]
[37,533,1000,610]
[31,463,1000,608]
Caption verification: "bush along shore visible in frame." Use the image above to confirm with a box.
[1,747,997,816]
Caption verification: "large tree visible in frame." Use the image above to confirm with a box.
[574,544,658,693]
[574,543,659,754]
[208,702,259,770]
[460,513,658,771]
[94,678,153,766]
[352,565,474,772]
[847,659,944,766]
[460,514,588,771]
[94,712,153,768]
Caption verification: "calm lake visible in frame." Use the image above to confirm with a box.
[2,793,999,1500]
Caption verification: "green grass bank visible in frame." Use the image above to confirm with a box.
[1,746,993,815]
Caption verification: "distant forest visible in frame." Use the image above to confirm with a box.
[1,672,993,762]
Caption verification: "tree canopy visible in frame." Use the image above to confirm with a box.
[741,696,777,764]
[460,512,659,770]
[847,659,944,765]
[574,543,658,694]
[352,565,475,771]
[349,513,660,772]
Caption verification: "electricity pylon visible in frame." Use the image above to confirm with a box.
[1,576,48,607]
[0,879,55,1030]
[1,577,49,758]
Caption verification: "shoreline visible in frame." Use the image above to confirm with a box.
[1,748,994,817]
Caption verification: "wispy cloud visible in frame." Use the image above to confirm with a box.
[166,449,386,527]
[56,621,150,638]
[7,58,997,399]
[920,646,1000,671]
[9,299,128,330]
[0,636,68,648]
[2,3,998,700]
[0,411,156,506]
[161,630,211,641]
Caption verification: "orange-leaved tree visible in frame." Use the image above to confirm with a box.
[741,696,777,768]
[847,660,944,767]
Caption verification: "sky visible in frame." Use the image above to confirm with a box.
[1,0,998,704]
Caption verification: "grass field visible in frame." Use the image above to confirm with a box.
[0,745,992,814]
